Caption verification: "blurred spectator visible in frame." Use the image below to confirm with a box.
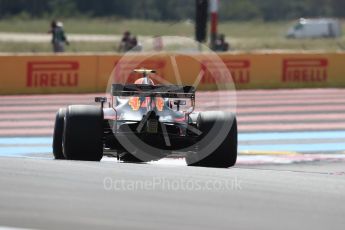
[130,36,142,52]
[214,34,230,52]
[49,20,69,53]
[153,35,163,51]
[130,36,138,47]
[118,31,131,52]
[118,31,142,52]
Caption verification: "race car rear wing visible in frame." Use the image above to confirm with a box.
[112,84,195,99]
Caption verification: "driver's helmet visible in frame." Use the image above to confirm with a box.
[129,77,164,111]
[134,77,155,85]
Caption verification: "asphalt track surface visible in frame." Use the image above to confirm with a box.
[0,157,344,230]
[0,89,345,229]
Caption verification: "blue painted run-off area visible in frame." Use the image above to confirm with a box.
[0,131,344,157]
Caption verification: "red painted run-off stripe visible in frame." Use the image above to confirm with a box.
[0,100,93,106]
[236,104,345,113]
[0,106,71,112]
[1,89,345,135]
[0,113,55,120]
[240,123,345,132]
[0,128,52,136]
[213,98,345,106]
[199,89,345,97]
[0,121,53,128]
[238,113,345,123]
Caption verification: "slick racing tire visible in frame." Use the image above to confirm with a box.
[63,105,103,161]
[185,111,237,168]
[52,108,66,159]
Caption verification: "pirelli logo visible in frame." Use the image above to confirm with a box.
[282,58,328,83]
[201,60,250,84]
[27,61,79,87]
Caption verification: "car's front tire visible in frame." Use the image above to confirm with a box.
[63,105,104,161]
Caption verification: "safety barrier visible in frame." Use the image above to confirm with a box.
[1,52,345,94]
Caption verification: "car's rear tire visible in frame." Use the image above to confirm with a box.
[185,111,237,168]
[52,108,66,159]
[63,105,103,161]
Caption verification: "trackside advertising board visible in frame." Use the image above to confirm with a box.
[0,55,98,94]
[0,53,345,94]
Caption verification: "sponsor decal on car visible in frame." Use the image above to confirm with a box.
[129,97,141,111]
[155,97,165,112]
[128,97,165,111]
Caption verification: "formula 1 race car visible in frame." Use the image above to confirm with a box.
[53,69,237,168]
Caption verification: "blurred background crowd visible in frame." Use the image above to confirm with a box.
[0,0,344,53]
